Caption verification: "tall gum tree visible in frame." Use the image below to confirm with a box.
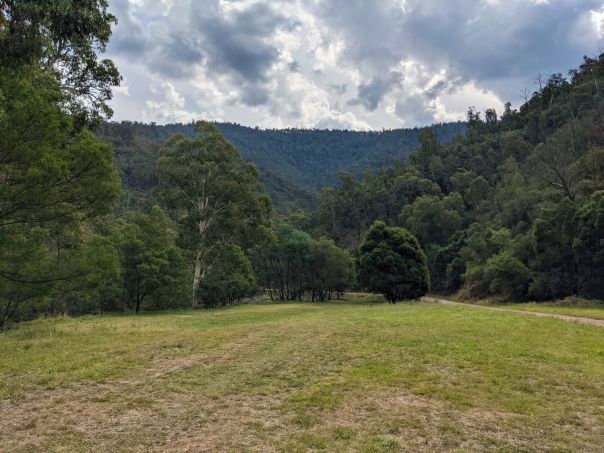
[0,0,121,128]
[157,121,271,308]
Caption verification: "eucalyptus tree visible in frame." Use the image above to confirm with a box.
[157,122,271,308]
[0,0,121,127]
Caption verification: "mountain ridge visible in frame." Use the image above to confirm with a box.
[99,121,466,211]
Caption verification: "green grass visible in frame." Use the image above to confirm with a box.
[1,295,603,452]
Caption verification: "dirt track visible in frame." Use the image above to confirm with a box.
[421,296,604,328]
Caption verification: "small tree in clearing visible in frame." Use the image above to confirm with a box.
[358,221,430,303]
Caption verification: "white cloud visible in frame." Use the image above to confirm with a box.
[592,7,604,39]
[143,82,202,123]
[107,0,604,129]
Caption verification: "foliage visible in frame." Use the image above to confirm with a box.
[0,69,120,228]
[110,207,187,313]
[156,121,271,308]
[465,251,532,301]
[308,54,604,303]
[251,224,354,301]
[357,221,430,303]
[98,121,463,212]
[575,191,604,300]
[307,238,356,301]
[199,244,257,307]
[0,0,121,127]
[0,67,120,327]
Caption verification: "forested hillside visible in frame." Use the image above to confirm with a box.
[99,121,464,211]
[303,55,604,302]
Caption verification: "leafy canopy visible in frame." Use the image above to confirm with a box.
[0,0,121,127]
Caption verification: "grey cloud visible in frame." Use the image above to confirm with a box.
[149,31,204,78]
[187,1,298,105]
[424,75,467,100]
[108,0,147,56]
[315,0,405,71]
[395,94,436,126]
[351,71,403,110]
[237,85,271,107]
[110,0,296,104]
[289,61,300,72]
[329,84,348,95]
[401,0,603,80]
[315,0,604,103]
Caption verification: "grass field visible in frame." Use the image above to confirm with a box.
[1,295,603,452]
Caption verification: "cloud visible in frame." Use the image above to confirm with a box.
[351,72,403,111]
[109,0,147,56]
[143,82,201,123]
[190,2,294,85]
[107,0,604,129]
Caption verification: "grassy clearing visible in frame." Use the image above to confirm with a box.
[1,295,603,452]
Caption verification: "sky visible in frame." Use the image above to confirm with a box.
[106,0,604,130]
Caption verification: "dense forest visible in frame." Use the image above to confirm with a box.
[0,1,602,328]
[300,57,604,302]
[99,121,464,212]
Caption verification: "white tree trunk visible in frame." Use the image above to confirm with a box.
[192,246,203,308]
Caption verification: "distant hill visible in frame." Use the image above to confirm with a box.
[98,121,465,211]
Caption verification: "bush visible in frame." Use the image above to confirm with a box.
[358,221,430,303]
[484,251,532,301]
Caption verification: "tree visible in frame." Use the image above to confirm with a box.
[0,68,120,324]
[156,121,271,308]
[575,191,604,300]
[531,199,579,299]
[0,227,54,327]
[252,224,313,301]
[399,193,464,248]
[251,225,354,302]
[529,123,588,201]
[0,0,121,127]
[451,171,492,209]
[112,207,186,314]
[358,221,429,303]
[77,233,122,314]
[199,244,257,308]
[0,69,120,229]
[409,128,446,190]
[306,238,355,301]
[483,251,532,301]
[399,193,465,290]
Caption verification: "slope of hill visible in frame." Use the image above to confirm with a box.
[98,121,465,211]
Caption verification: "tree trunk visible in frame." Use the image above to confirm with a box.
[192,246,203,308]
[135,278,141,314]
